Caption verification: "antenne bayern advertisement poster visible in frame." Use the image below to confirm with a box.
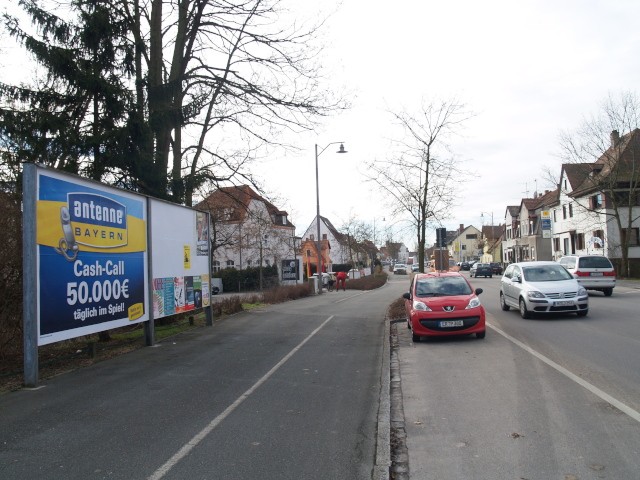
[35,168,149,345]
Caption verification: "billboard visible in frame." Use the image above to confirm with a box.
[34,169,149,345]
[149,199,211,319]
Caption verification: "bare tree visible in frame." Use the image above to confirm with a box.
[365,98,473,271]
[558,91,640,277]
[130,0,345,204]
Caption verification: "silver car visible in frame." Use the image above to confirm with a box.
[557,254,616,296]
[500,261,589,318]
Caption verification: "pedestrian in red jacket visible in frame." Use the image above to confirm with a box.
[336,271,347,291]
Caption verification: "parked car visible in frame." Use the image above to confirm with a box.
[499,261,589,318]
[557,254,616,296]
[470,262,492,278]
[460,261,471,271]
[393,263,408,275]
[489,262,503,275]
[411,264,420,272]
[403,272,486,342]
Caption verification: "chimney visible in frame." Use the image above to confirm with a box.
[459,224,464,232]
[611,130,620,147]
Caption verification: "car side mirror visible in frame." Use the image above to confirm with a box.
[402,292,411,300]
[475,288,483,295]
[513,275,522,283]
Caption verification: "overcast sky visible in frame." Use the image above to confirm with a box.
[255,0,640,249]
[3,0,640,250]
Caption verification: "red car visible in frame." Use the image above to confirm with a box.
[403,272,486,342]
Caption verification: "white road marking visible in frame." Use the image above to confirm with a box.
[148,315,336,480]
[487,321,640,424]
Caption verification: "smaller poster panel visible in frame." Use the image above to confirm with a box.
[196,211,209,256]
[174,277,186,313]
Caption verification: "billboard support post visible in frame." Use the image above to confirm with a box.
[206,212,213,327]
[22,163,39,387]
[145,198,155,346]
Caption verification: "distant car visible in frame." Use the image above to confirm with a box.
[393,263,408,275]
[403,271,486,342]
[499,261,589,318]
[558,254,616,296]
[489,262,503,275]
[460,262,471,271]
[470,262,492,278]
[411,264,420,272]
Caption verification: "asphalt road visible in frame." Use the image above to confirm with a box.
[396,273,640,479]
[3,275,639,479]
[0,285,400,480]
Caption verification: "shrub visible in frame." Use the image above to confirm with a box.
[262,283,313,304]
[0,191,23,360]
[345,272,388,290]
[215,265,279,292]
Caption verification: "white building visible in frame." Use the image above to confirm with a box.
[196,185,299,284]
[551,129,640,275]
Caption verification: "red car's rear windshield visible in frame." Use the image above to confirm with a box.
[415,276,472,296]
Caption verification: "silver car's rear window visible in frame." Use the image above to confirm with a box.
[578,256,613,269]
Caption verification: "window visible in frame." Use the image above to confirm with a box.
[226,260,235,268]
[529,220,534,235]
[553,237,560,252]
[553,209,557,222]
[575,233,585,250]
[592,230,604,249]
[466,234,477,239]
[247,259,252,266]
[562,205,567,219]
[212,260,221,273]
[622,228,640,246]
[568,203,573,218]
[461,244,467,250]
[590,193,603,209]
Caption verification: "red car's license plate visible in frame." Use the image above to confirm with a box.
[440,320,464,327]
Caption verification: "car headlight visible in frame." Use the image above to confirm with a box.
[527,290,546,299]
[413,300,432,311]
[466,297,481,309]
[578,287,587,296]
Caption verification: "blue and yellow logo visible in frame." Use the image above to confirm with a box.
[68,193,128,248]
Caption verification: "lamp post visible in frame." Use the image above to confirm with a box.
[480,211,494,243]
[292,235,301,285]
[315,142,347,293]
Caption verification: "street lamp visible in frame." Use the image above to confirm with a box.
[480,211,494,227]
[315,142,347,293]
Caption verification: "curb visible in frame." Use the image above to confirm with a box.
[374,318,391,479]
[389,319,409,479]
